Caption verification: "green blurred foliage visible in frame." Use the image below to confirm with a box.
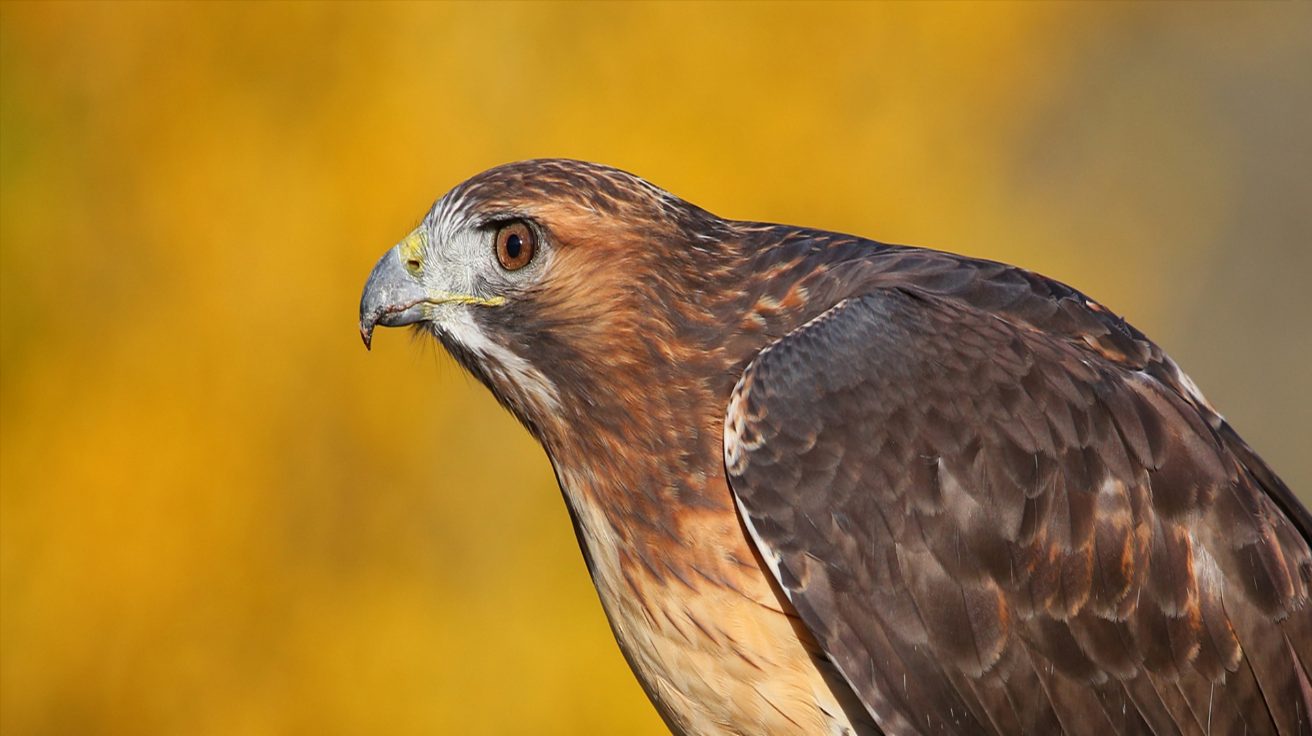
[1,3,1308,734]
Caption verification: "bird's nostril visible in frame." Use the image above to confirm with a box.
[405,258,421,272]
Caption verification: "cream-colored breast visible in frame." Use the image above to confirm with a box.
[562,472,869,736]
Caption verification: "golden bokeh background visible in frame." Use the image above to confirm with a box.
[2,3,1309,734]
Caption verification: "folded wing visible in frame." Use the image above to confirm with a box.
[725,286,1312,735]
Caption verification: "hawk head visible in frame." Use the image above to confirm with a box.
[359,159,748,451]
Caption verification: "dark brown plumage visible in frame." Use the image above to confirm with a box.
[360,159,1311,735]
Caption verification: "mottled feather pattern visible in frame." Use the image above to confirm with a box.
[727,285,1312,734]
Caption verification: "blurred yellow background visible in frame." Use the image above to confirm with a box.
[2,3,1309,734]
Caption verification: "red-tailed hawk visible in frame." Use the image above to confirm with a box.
[360,159,1311,735]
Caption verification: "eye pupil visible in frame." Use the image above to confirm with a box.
[505,233,522,259]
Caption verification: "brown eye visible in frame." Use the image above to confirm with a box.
[494,221,536,271]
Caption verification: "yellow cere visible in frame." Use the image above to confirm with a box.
[399,229,426,273]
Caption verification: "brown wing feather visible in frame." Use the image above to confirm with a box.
[725,284,1312,735]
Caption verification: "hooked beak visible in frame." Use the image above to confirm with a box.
[359,229,507,349]
[359,240,429,350]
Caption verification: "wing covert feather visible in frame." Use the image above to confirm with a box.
[725,287,1312,735]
